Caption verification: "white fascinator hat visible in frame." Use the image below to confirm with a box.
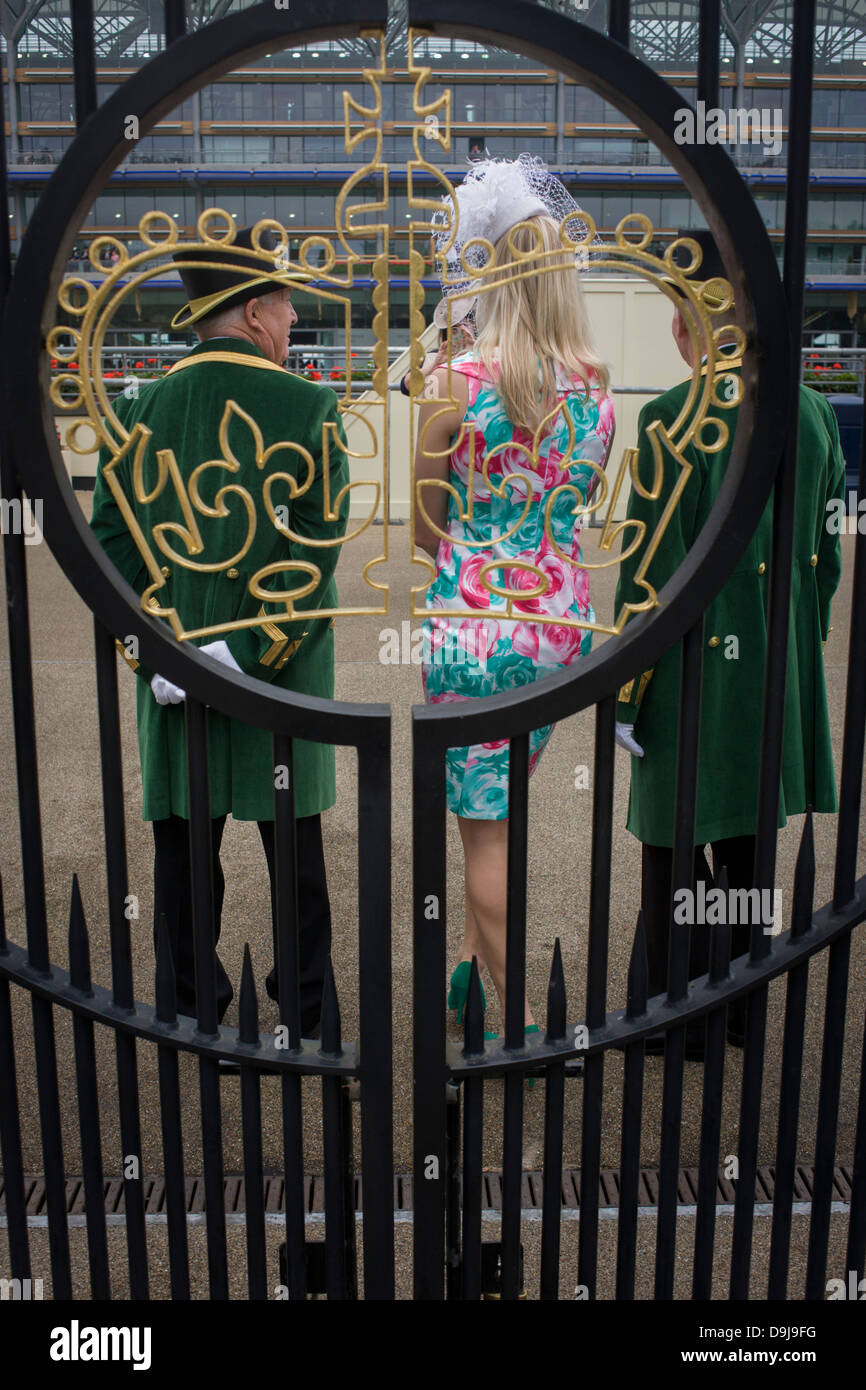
[431,154,602,329]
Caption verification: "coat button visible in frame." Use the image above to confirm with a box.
[226,567,240,579]
[708,635,721,647]
[810,554,818,567]
[757,562,766,575]
[160,565,170,577]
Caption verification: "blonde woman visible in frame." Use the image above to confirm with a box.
[414,157,615,1035]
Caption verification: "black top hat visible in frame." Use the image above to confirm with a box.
[170,224,312,329]
[668,228,731,311]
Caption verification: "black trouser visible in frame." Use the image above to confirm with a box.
[152,813,332,1032]
[640,835,756,1001]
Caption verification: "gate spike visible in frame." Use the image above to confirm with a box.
[238,943,259,1046]
[791,807,815,940]
[626,910,648,1021]
[463,955,485,1056]
[319,956,342,1056]
[154,911,177,1026]
[709,865,733,983]
[68,874,92,994]
[0,873,6,952]
[545,937,566,1041]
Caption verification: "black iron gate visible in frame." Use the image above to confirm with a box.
[408,0,866,1301]
[0,0,395,1301]
[0,0,864,1303]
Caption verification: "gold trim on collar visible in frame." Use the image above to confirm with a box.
[166,351,290,377]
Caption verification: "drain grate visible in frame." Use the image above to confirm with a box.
[1,1164,851,1216]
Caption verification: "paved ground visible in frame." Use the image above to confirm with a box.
[0,500,862,1299]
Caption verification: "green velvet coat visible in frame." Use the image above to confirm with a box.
[615,366,845,847]
[90,337,349,822]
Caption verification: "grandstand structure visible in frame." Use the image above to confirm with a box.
[3,0,865,355]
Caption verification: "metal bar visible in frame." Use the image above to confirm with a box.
[805,931,852,1298]
[461,959,485,1301]
[586,696,615,1030]
[342,1081,358,1299]
[768,814,814,1299]
[729,984,770,1298]
[656,618,704,1299]
[273,734,301,1047]
[500,732,529,1300]
[608,0,630,48]
[445,1085,461,1300]
[186,698,219,1038]
[68,878,111,1300]
[154,916,190,1300]
[185,697,227,1298]
[0,878,31,1281]
[93,621,135,1011]
[692,872,732,1300]
[504,734,529,1048]
[846,1006,866,1283]
[272,733,305,1301]
[412,729,448,1300]
[753,0,816,927]
[238,946,266,1301]
[833,392,866,911]
[199,1055,228,1300]
[579,695,616,1298]
[30,998,71,1297]
[93,618,148,1299]
[70,0,97,126]
[696,0,721,108]
[732,0,816,1301]
[356,734,394,1299]
[616,912,648,1300]
[500,1072,524,1301]
[540,941,566,1300]
[0,46,56,1296]
[164,0,187,45]
[321,961,349,1301]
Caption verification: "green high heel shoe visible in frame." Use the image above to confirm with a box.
[448,961,487,1025]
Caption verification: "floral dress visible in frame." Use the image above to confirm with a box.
[421,352,615,819]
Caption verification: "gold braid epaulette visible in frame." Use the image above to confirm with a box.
[618,670,654,707]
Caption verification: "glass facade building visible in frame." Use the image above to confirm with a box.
[3,0,865,354]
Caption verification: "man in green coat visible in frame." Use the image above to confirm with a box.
[90,227,349,1031]
[614,230,844,1053]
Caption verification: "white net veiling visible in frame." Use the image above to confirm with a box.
[430,154,606,326]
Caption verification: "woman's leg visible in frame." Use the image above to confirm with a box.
[457,814,534,1027]
[457,899,485,970]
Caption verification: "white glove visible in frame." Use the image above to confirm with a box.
[198,639,242,673]
[151,673,185,705]
[150,640,241,705]
[615,721,644,758]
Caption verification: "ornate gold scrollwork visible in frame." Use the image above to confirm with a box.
[405,27,743,636]
[50,26,744,646]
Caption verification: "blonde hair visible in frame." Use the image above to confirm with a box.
[471,214,609,433]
